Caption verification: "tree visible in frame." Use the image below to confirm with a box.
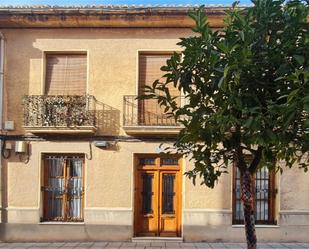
[141,0,309,248]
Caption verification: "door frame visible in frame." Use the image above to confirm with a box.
[133,153,182,237]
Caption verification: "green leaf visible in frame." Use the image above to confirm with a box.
[293,55,305,65]
[240,30,245,41]
[218,76,224,88]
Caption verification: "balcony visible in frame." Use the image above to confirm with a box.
[23,95,97,134]
[123,95,183,135]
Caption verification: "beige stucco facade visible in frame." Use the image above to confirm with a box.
[0,6,308,242]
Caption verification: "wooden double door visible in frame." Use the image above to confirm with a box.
[134,155,182,237]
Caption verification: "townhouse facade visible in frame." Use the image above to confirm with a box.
[0,5,308,242]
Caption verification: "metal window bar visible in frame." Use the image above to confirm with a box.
[43,155,84,222]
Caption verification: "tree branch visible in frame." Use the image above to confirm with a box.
[241,145,257,154]
[249,146,263,173]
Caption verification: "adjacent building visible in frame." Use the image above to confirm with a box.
[0,5,308,242]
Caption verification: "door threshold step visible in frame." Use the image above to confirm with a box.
[132,237,183,243]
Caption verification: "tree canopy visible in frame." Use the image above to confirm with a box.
[142,0,309,188]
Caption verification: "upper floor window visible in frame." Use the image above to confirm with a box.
[45,54,87,95]
[232,166,276,225]
[138,53,180,126]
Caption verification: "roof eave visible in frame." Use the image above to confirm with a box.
[0,7,228,28]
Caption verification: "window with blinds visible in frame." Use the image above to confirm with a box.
[232,166,276,225]
[45,54,87,95]
[138,53,180,126]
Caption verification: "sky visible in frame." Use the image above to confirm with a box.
[0,0,252,6]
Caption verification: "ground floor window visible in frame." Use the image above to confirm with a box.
[232,166,276,225]
[42,154,84,222]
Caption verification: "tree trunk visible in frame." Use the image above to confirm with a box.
[241,170,257,249]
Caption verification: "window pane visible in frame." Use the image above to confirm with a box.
[161,158,178,166]
[45,156,65,221]
[139,158,155,165]
[142,174,153,214]
[162,174,175,214]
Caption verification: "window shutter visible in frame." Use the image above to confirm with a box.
[138,53,180,125]
[138,53,179,97]
[45,54,87,95]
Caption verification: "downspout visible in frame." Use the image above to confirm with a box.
[0,32,4,224]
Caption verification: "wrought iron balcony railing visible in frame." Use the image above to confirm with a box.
[123,95,183,127]
[23,95,96,132]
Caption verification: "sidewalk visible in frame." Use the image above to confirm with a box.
[0,242,309,249]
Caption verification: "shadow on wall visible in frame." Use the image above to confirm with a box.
[95,98,120,136]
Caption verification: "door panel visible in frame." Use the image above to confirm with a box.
[135,171,159,236]
[159,172,178,236]
[134,156,181,237]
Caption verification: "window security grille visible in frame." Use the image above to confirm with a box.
[233,167,276,225]
[43,154,84,222]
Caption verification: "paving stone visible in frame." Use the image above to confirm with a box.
[107,243,122,247]
[120,242,136,247]
[298,244,309,248]
[151,243,165,247]
[50,243,66,247]
[136,243,151,247]
[79,243,95,246]
[281,244,303,249]
[224,243,244,247]
[92,243,108,247]
[0,244,12,248]
[31,243,51,246]
[180,243,196,248]
[257,244,273,248]
[194,242,210,246]
[62,243,81,247]
[208,243,226,249]
[7,243,30,247]
[224,244,244,249]
[295,244,308,248]
[166,243,181,247]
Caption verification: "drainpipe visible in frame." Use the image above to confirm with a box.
[0,32,5,224]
